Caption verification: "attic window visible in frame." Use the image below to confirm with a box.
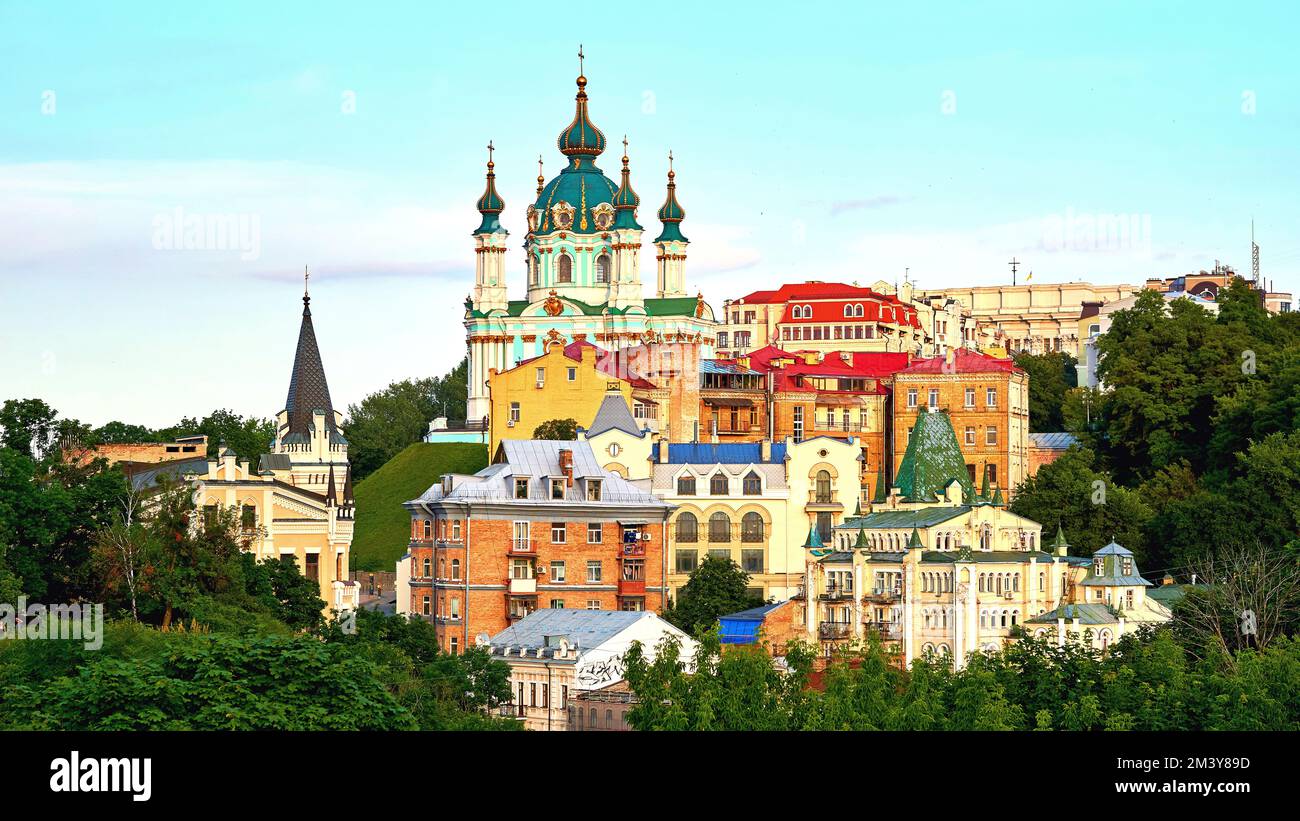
[587,479,602,501]
[551,479,566,499]
[1121,557,1132,576]
[1094,558,1105,576]
[514,478,529,499]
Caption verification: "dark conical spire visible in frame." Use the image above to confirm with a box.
[284,274,336,442]
[343,465,355,504]
[873,460,888,504]
[654,150,688,243]
[474,141,507,235]
[326,464,337,506]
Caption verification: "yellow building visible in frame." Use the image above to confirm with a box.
[487,336,645,454]
[190,287,358,616]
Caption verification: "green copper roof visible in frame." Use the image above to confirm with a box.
[836,507,969,530]
[979,463,991,501]
[612,143,643,231]
[854,528,869,548]
[468,295,701,321]
[557,75,607,158]
[1050,524,1069,551]
[907,527,924,549]
[991,487,1005,506]
[1026,603,1117,625]
[803,524,824,549]
[532,159,619,235]
[473,155,507,236]
[895,409,975,503]
[654,162,688,243]
[872,461,888,504]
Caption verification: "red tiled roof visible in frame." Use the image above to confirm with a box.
[898,349,1017,374]
[734,281,883,303]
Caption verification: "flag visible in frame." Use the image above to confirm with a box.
[1025,270,1033,282]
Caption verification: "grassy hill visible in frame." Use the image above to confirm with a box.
[351,442,488,571]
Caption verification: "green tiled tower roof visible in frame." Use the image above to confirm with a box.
[895,408,975,503]
[557,74,607,158]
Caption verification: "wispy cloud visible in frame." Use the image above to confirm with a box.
[830,195,907,216]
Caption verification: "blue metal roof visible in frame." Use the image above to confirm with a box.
[718,601,787,644]
[700,360,761,376]
[656,442,787,464]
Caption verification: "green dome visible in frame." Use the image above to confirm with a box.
[612,139,642,231]
[556,75,607,158]
[532,159,618,235]
[654,160,688,243]
[473,152,506,235]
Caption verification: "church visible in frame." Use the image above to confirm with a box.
[462,53,719,424]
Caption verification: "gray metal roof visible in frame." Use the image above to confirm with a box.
[124,456,208,492]
[1028,432,1079,450]
[258,453,292,472]
[487,609,656,652]
[585,393,643,438]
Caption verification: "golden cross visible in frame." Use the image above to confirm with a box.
[668,149,674,172]
[487,140,494,163]
[578,44,584,75]
[304,265,309,296]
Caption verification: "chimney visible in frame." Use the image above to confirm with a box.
[1162,573,1175,586]
[761,440,771,462]
[657,436,669,463]
[945,346,955,368]
[558,448,574,485]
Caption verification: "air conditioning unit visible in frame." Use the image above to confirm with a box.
[536,382,545,389]
[507,419,516,428]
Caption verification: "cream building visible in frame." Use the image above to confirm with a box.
[802,406,1096,668]
[190,287,359,616]
[918,281,1139,358]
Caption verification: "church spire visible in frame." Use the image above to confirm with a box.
[474,141,506,235]
[556,45,606,161]
[612,135,642,230]
[654,150,688,242]
[284,277,336,442]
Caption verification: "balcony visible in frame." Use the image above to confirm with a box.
[618,578,646,597]
[864,588,901,604]
[806,489,842,510]
[865,621,902,640]
[508,577,537,595]
[507,540,534,557]
[819,585,853,601]
[819,622,852,640]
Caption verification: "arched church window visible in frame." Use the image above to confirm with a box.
[843,304,853,318]
[596,253,611,283]
[530,255,539,285]
[557,254,573,284]
[854,304,864,317]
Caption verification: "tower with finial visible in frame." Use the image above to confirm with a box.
[654,150,689,298]
[608,134,645,309]
[471,140,509,314]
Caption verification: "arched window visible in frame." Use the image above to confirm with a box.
[792,305,803,319]
[530,255,539,285]
[843,304,853,318]
[590,708,598,727]
[741,512,765,542]
[814,470,832,503]
[451,559,461,580]
[710,473,729,496]
[742,471,762,495]
[708,513,731,543]
[803,304,813,316]
[675,512,698,543]
[854,304,864,317]
[980,610,988,628]
[595,253,611,283]
[422,520,431,540]
[557,253,573,283]
[1010,609,1019,626]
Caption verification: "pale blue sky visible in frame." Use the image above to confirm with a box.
[2,0,1298,427]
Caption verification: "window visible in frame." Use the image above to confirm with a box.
[741,512,765,542]
[587,522,603,543]
[742,471,762,495]
[587,561,603,583]
[907,388,918,408]
[551,479,565,499]
[986,387,997,407]
[451,559,461,580]
[450,597,460,619]
[1121,557,1133,576]
[567,367,577,382]
[708,513,731,542]
[586,479,602,501]
[741,549,763,573]
[550,561,566,582]
[710,473,728,496]
[241,505,256,530]
[965,387,975,407]
[510,558,533,579]
[529,255,539,285]
[816,512,833,543]
[421,557,431,577]
[304,553,319,582]
[449,636,459,655]
[675,549,698,574]
[551,522,566,543]
[965,426,975,446]
[815,470,832,503]
[557,253,573,283]
[514,478,529,499]
[512,521,530,552]
[595,253,611,283]
[550,599,565,609]
[586,600,600,610]
[677,475,696,496]
[509,402,521,423]
[675,512,698,542]
[422,595,431,616]
[928,388,939,409]
[986,426,997,446]
[1094,558,1105,576]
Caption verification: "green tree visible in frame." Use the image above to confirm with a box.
[344,378,440,480]
[532,418,579,440]
[240,554,327,632]
[155,409,274,464]
[1013,351,1078,431]
[663,555,764,635]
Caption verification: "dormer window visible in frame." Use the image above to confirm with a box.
[586,479,602,501]
[1094,558,1105,576]
[514,478,529,499]
[742,471,762,495]
[1121,557,1132,576]
[551,479,566,500]
[677,475,696,496]
[710,473,729,496]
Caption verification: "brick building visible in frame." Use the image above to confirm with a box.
[890,348,1029,498]
[396,439,672,654]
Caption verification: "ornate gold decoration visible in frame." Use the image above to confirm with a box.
[695,291,706,318]
[543,290,564,317]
